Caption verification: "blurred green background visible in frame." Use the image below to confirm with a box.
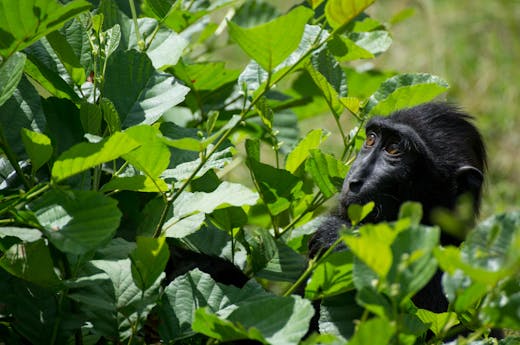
[291,0,520,218]
[369,0,520,217]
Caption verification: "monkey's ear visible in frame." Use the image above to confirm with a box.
[455,165,483,200]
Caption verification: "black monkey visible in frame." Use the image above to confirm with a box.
[309,102,486,312]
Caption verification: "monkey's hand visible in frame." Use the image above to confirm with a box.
[308,215,349,258]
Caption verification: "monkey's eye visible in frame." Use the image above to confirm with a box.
[365,132,376,147]
[385,143,400,155]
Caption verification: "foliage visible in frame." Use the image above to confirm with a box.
[0,0,518,344]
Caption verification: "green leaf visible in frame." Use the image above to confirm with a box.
[0,240,61,288]
[193,308,266,343]
[123,125,171,178]
[100,175,169,193]
[80,101,102,136]
[286,129,329,174]
[364,73,449,116]
[103,50,190,128]
[306,251,354,299]
[51,131,140,181]
[345,223,396,279]
[398,201,423,225]
[143,0,175,19]
[163,182,258,237]
[228,6,313,71]
[29,190,121,254]
[348,317,394,345]
[305,49,347,115]
[20,128,52,174]
[248,159,301,215]
[24,39,80,101]
[0,52,25,107]
[158,269,270,340]
[436,245,510,286]
[415,309,459,336]
[387,224,439,301]
[0,76,46,159]
[327,34,374,62]
[130,237,169,290]
[348,31,392,56]
[46,30,86,85]
[232,0,280,28]
[305,150,349,198]
[255,240,306,282]
[171,61,240,91]
[0,0,91,57]
[194,295,314,345]
[69,258,163,340]
[254,96,274,129]
[347,202,375,226]
[319,292,362,339]
[325,0,376,31]
[0,227,42,242]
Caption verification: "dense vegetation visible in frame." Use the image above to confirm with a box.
[0,0,518,344]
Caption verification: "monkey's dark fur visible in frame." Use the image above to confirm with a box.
[309,102,486,312]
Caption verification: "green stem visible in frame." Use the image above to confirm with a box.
[283,237,344,296]
[128,0,144,50]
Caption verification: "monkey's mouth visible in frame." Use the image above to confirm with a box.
[343,192,401,225]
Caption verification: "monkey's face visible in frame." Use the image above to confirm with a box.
[339,119,424,224]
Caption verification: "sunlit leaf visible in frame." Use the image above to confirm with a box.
[29,190,121,254]
[228,6,313,71]
[364,73,449,116]
[0,0,91,57]
[0,52,25,106]
[325,0,375,31]
[130,237,169,290]
[51,131,140,181]
[286,129,329,174]
[20,128,52,174]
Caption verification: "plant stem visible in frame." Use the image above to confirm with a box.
[128,0,144,50]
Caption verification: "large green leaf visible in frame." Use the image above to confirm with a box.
[305,49,347,115]
[0,75,46,158]
[193,295,314,345]
[170,61,240,91]
[0,240,61,288]
[286,129,329,174]
[51,131,140,181]
[228,6,313,71]
[325,0,375,31]
[0,0,91,57]
[123,125,171,178]
[305,150,349,198]
[158,269,270,340]
[163,182,258,238]
[0,52,26,106]
[103,50,190,128]
[346,223,396,280]
[130,237,169,291]
[158,269,313,344]
[46,30,86,85]
[306,251,354,300]
[24,38,81,101]
[364,73,449,116]
[29,190,121,254]
[255,239,306,282]
[20,128,52,174]
[68,258,163,340]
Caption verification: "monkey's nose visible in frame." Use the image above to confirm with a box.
[348,179,363,193]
